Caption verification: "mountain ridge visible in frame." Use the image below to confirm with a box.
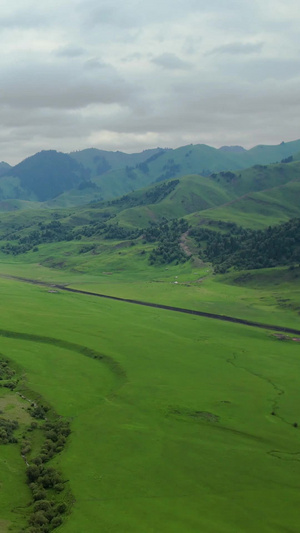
[1,139,300,208]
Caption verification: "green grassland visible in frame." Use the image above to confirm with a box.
[1,154,300,532]
[0,275,300,532]
[0,223,300,330]
[192,177,300,229]
[0,445,30,531]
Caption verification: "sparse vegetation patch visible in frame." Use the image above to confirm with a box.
[0,355,72,532]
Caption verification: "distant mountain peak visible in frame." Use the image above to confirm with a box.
[219,145,246,153]
[0,161,11,177]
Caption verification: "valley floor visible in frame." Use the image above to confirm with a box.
[0,262,300,532]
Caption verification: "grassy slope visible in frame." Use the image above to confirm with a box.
[46,188,104,208]
[1,140,300,210]
[0,159,300,530]
[0,442,30,531]
[248,139,300,163]
[113,174,234,227]
[110,161,300,228]
[0,243,300,330]
[88,139,300,200]
[1,148,300,531]
[93,167,154,200]
[1,275,300,533]
[0,157,300,328]
[70,147,162,177]
[45,139,300,206]
[0,160,299,326]
[192,176,300,229]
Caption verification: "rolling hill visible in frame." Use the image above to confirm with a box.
[1,151,87,202]
[0,157,300,273]
[95,159,300,229]
[0,161,11,176]
[1,139,300,208]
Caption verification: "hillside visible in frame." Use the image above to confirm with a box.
[69,147,165,178]
[0,161,11,176]
[1,151,88,202]
[85,139,300,202]
[102,160,300,228]
[190,218,300,272]
[1,139,300,208]
[190,162,300,229]
[0,157,300,277]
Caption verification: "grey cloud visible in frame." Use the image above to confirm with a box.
[182,37,202,55]
[83,58,108,70]
[88,72,300,143]
[151,53,191,70]
[0,60,136,110]
[121,53,144,63]
[54,45,86,58]
[0,10,47,30]
[219,57,300,82]
[208,42,264,56]
[78,0,231,30]
[1,0,300,164]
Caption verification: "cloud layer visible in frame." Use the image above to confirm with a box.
[0,0,299,163]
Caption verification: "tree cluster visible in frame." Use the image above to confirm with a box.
[0,417,19,444]
[104,223,142,240]
[0,356,17,389]
[0,356,71,532]
[1,220,74,255]
[108,179,179,210]
[0,214,144,255]
[34,419,71,464]
[93,154,111,175]
[0,357,15,380]
[281,156,293,164]
[142,149,166,164]
[190,218,300,272]
[145,218,189,265]
[29,405,49,420]
[77,180,98,190]
[156,159,181,183]
[25,418,71,532]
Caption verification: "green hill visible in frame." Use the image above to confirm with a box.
[97,159,300,228]
[2,143,300,533]
[2,139,300,209]
[69,147,164,178]
[0,161,11,176]
[86,138,300,202]
[1,151,88,202]
[190,162,300,229]
[1,155,300,277]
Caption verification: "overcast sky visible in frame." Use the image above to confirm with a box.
[1,0,300,164]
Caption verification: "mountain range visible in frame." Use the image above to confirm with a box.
[1,139,300,210]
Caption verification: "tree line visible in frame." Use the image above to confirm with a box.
[190,218,300,272]
[145,218,189,265]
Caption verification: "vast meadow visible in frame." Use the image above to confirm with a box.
[0,263,300,532]
[2,1,300,531]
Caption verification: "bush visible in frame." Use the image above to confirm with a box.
[29,510,49,526]
[51,516,63,528]
[0,418,19,444]
[32,488,47,501]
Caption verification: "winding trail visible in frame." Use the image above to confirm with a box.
[2,274,300,335]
